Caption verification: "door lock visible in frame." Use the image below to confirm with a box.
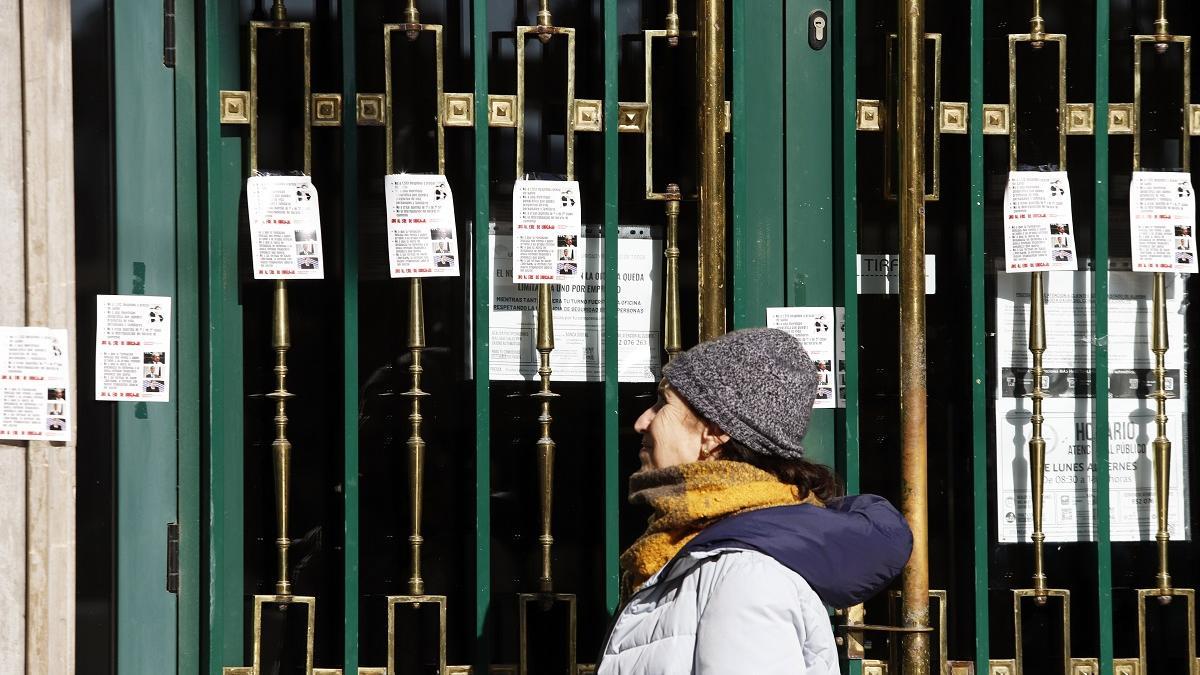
[809,10,829,51]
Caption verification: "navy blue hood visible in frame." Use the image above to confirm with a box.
[674,494,912,608]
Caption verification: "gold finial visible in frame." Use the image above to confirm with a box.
[1029,0,1046,48]
[536,0,553,44]
[403,0,421,41]
[666,0,680,47]
[271,0,287,22]
[1154,0,1170,53]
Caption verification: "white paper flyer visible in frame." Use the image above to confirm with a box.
[1129,171,1198,273]
[1002,171,1078,272]
[512,180,583,284]
[489,226,662,382]
[994,271,1190,542]
[95,295,172,402]
[384,174,460,278]
[246,175,325,279]
[766,307,839,409]
[0,327,71,442]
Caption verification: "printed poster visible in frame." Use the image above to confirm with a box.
[994,271,1190,542]
[1003,171,1078,272]
[1129,171,1198,273]
[385,174,460,278]
[489,225,662,382]
[766,307,840,409]
[512,180,583,284]
[95,295,172,402]
[246,175,325,279]
[0,327,71,442]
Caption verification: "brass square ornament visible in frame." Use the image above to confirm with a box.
[311,93,342,127]
[982,104,1010,135]
[220,90,251,125]
[939,101,968,134]
[947,663,975,675]
[1065,103,1094,135]
[573,99,603,132]
[988,660,1016,675]
[1113,658,1140,675]
[1070,657,1099,675]
[617,103,648,133]
[488,95,518,128]
[356,93,385,126]
[724,100,732,134]
[856,99,882,131]
[862,660,887,675]
[1190,104,1200,135]
[1109,103,1134,135]
[443,93,475,127]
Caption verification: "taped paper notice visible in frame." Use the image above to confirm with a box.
[95,295,172,402]
[0,327,71,442]
[385,174,460,278]
[994,271,1191,542]
[1003,171,1078,272]
[512,180,583,283]
[489,226,662,382]
[247,175,325,279]
[1130,171,1197,273]
[766,307,841,409]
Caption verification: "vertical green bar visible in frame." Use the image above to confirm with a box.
[602,0,621,614]
[114,1,180,671]
[835,0,860,498]
[472,0,492,666]
[201,0,246,671]
[175,0,202,670]
[342,1,361,672]
[968,0,990,670]
[731,0,785,328]
[1093,3,1113,673]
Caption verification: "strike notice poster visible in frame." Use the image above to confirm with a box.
[766,307,840,409]
[994,271,1190,542]
[1002,171,1078,272]
[246,175,325,279]
[512,180,583,283]
[0,327,71,442]
[384,174,461,278]
[1129,171,1198,273]
[489,226,662,382]
[95,295,172,402]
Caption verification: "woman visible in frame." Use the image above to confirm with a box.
[598,328,912,674]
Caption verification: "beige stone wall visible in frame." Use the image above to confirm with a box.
[0,0,78,672]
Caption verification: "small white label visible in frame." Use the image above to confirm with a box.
[766,307,840,409]
[856,254,936,295]
[1130,171,1197,273]
[385,174,460,278]
[95,295,173,402]
[247,175,325,279]
[1002,170,1078,272]
[512,180,583,284]
[0,326,71,442]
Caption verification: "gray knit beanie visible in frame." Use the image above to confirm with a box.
[663,327,817,460]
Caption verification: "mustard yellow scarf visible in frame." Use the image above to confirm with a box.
[619,460,822,596]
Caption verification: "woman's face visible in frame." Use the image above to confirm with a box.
[633,380,727,470]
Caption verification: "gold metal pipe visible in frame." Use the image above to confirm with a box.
[1154,0,1171,52]
[897,0,930,672]
[536,0,553,44]
[1028,271,1049,601]
[271,0,287,22]
[402,0,421,41]
[405,277,428,596]
[1029,0,1046,46]
[696,0,727,341]
[268,279,294,596]
[666,0,681,47]
[1151,271,1173,596]
[534,284,558,593]
[664,184,683,362]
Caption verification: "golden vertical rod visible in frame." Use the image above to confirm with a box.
[534,284,558,593]
[405,278,428,596]
[536,0,553,44]
[1028,271,1049,600]
[1154,0,1170,50]
[1151,271,1172,594]
[664,184,683,362]
[268,279,294,596]
[897,0,930,672]
[271,0,287,21]
[1029,0,1046,45]
[696,0,727,341]
[402,0,421,41]
[666,0,681,47]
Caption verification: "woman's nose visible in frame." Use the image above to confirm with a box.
[633,406,654,434]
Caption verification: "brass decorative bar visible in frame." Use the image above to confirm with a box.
[697,0,727,341]
[405,277,428,597]
[897,1,930,674]
[1028,270,1048,600]
[384,23,446,175]
[1007,31,1068,171]
[1132,34,1191,172]
[1149,272,1174,596]
[249,21,312,175]
[269,278,294,596]
[664,184,682,362]
[534,279,558,593]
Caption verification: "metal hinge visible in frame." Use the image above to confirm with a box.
[166,522,179,593]
[163,0,176,68]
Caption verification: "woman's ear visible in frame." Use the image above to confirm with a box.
[698,422,731,460]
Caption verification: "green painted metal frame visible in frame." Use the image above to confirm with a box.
[602,0,621,615]
[113,0,183,671]
[836,0,861,501]
[342,1,361,672]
